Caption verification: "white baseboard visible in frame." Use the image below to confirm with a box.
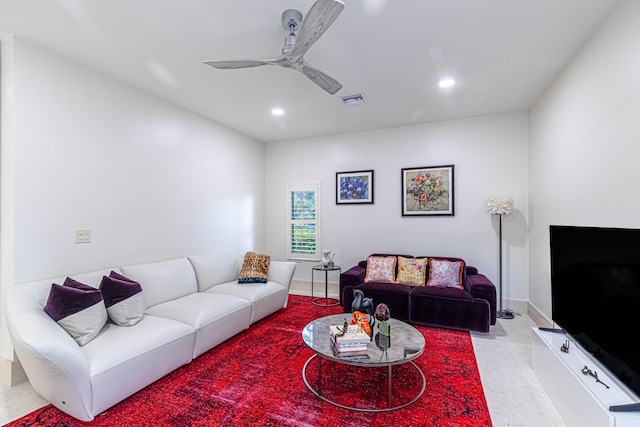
[289,279,340,299]
[500,299,554,328]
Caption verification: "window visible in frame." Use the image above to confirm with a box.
[287,182,321,260]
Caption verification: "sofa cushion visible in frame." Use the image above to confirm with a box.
[410,284,473,300]
[364,256,397,283]
[396,256,427,286]
[99,272,144,326]
[426,258,464,289]
[144,292,252,358]
[207,280,284,304]
[81,314,195,415]
[409,287,489,332]
[238,251,271,284]
[121,258,198,309]
[188,253,241,292]
[356,281,412,295]
[206,280,287,324]
[44,277,108,346]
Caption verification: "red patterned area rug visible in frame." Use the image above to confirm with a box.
[5,295,491,427]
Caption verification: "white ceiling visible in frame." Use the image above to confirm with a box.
[0,0,619,143]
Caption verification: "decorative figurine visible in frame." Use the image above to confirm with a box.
[321,250,335,268]
[375,303,391,337]
[352,289,375,316]
[560,339,570,353]
[374,303,390,322]
[375,332,391,361]
[351,311,372,336]
[581,365,610,389]
[334,317,349,337]
[351,290,376,339]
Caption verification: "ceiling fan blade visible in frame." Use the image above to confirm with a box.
[300,62,343,95]
[203,1,344,94]
[287,0,345,61]
[204,59,273,69]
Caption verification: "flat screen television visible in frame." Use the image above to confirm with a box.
[550,225,640,401]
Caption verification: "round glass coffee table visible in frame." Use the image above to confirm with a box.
[301,313,426,412]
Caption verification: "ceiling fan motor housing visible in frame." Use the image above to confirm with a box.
[282,9,302,32]
[281,9,302,54]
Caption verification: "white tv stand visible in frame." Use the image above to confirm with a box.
[532,328,640,427]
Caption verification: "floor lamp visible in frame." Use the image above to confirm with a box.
[487,195,515,319]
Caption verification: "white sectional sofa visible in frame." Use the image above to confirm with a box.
[5,253,296,421]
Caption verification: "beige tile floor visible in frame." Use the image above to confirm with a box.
[471,303,567,427]
[0,290,568,426]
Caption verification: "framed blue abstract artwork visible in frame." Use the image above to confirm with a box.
[336,170,374,205]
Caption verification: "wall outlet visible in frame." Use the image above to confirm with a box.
[75,229,91,244]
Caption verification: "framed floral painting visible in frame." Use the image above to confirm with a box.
[336,170,374,204]
[401,165,454,216]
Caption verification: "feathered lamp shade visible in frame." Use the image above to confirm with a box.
[487,195,515,319]
[486,195,515,215]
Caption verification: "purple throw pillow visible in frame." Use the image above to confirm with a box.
[99,271,144,326]
[44,278,108,345]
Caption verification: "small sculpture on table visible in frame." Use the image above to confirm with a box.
[582,365,610,389]
[375,331,391,361]
[333,318,349,337]
[351,311,372,336]
[374,303,391,337]
[351,289,375,337]
[321,250,335,268]
[352,289,374,315]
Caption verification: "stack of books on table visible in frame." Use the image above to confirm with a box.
[329,324,370,358]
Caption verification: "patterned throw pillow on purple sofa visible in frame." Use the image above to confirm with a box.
[99,271,144,326]
[44,277,108,345]
[364,256,397,283]
[426,258,464,289]
[396,256,427,286]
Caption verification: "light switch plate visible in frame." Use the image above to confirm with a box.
[75,229,91,243]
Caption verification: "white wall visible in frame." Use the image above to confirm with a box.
[0,37,265,360]
[265,112,529,305]
[528,0,640,320]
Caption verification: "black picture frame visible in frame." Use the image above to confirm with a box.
[401,165,454,216]
[336,170,374,205]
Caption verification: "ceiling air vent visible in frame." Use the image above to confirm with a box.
[340,93,366,106]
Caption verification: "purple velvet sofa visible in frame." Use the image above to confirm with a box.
[340,254,497,333]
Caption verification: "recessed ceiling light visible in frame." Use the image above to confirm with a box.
[271,108,284,116]
[439,78,455,88]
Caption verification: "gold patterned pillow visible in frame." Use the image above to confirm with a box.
[395,256,427,286]
[238,251,271,284]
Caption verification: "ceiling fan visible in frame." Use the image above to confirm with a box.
[204,0,345,95]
